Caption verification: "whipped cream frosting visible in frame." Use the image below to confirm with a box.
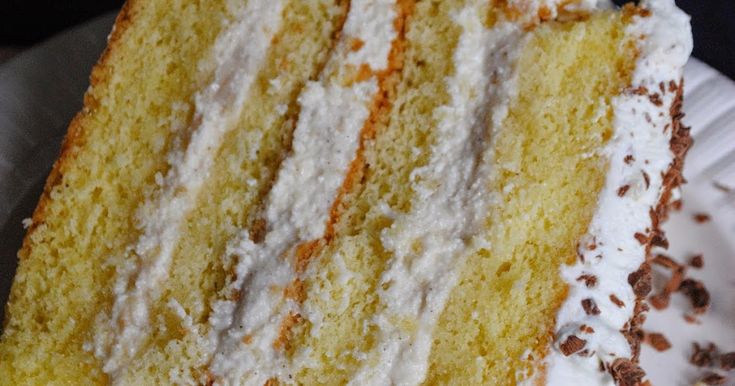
[90,0,284,376]
[207,1,398,384]
[543,0,692,384]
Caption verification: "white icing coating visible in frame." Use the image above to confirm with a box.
[544,0,692,384]
[91,0,284,376]
[207,1,398,384]
[348,4,528,384]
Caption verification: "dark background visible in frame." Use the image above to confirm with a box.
[0,0,734,78]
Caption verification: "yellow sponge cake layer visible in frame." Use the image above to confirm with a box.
[0,0,235,382]
[113,1,348,384]
[428,13,636,384]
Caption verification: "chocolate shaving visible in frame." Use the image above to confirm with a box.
[624,154,635,165]
[668,80,678,93]
[618,185,631,197]
[610,294,625,308]
[629,85,648,96]
[634,232,648,245]
[559,335,587,356]
[670,198,683,211]
[720,352,735,371]
[699,373,726,385]
[713,182,732,193]
[649,93,663,106]
[580,324,595,334]
[582,298,601,315]
[693,213,712,223]
[678,278,710,314]
[642,171,651,189]
[649,230,669,249]
[652,253,680,269]
[644,332,671,352]
[609,358,645,386]
[628,266,652,297]
[691,342,718,368]
[648,293,669,310]
[689,254,704,269]
[577,274,598,288]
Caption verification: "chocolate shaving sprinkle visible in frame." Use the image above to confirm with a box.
[609,358,645,386]
[713,182,732,193]
[617,185,631,197]
[580,324,595,334]
[577,274,598,288]
[650,230,669,249]
[720,352,735,371]
[634,232,648,245]
[699,372,726,385]
[668,80,678,93]
[582,298,601,315]
[624,154,635,164]
[671,198,683,211]
[684,314,701,325]
[689,254,704,269]
[678,278,710,314]
[652,253,680,269]
[642,171,651,189]
[630,85,648,96]
[649,93,663,106]
[610,294,625,308]
[628,266,652,297]
[644,332,671,352]
[691,342,718,368]
[693,213,712,223]
[559,335,587,356]
[648,293,669,310]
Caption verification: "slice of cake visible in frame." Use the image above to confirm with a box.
[0,0,692,384]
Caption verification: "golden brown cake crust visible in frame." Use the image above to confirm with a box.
[4,2,138,333]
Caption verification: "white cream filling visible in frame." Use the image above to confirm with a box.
[348,4,529,384]
[90,0,285,377]
[543,0,692,385]
[207,1,398,384]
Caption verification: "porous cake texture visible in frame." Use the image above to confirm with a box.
[0,0,692,385]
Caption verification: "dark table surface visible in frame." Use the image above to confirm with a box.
[1,0,734,78]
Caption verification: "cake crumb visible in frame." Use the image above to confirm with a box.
[349,37,365,51]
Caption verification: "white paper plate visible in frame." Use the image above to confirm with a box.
[0,11,732,385]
